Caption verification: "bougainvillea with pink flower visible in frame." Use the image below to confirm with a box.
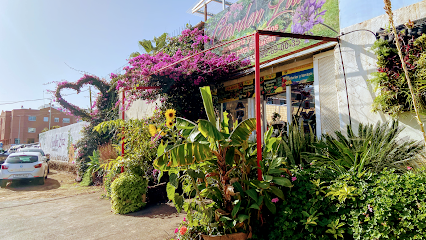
[116,27,250,121]
[53,74,119,176]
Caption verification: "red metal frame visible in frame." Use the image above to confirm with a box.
[120,31,338,179]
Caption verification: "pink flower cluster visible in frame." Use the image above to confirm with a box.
[114,27,250,110]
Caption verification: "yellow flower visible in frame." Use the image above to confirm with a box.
[148,124,157,137]
[166,120,174,128]
[165,109,176,120]
[160,131,167,136]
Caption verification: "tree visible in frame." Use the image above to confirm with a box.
[129,33,168,58]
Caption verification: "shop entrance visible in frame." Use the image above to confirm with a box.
[266,83,316,136]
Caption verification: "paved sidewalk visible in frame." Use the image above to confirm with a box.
[0,192,184,240]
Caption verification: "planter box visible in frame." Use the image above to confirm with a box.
[146,182,168,203]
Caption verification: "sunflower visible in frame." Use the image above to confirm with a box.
[165,109,176,120]
[148,124,157,137]
[166,120,174,128]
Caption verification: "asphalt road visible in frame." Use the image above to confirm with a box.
[0,191,185,240]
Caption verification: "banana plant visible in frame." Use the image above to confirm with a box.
[154,86,257,233]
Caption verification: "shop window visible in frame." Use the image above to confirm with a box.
[44,117,48,122]
[14,138,20,144]
[54,118,59,122]
[28,116,36,121]
[28,127,36,133]
[27,138,35,144]
[63,118,70,123]
[223,99,248,130]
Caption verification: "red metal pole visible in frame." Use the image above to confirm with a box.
[255,32,262,181]
[121,90,125,173]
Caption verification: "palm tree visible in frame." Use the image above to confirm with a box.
[129,33,168,58]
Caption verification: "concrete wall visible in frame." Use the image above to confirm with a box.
[123,99,160,120]
[335,1,426,140]
[39,121,89,162]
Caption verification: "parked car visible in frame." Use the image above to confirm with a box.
[18,147,50,163]
[0,151,9,165]
[0,152,49,187]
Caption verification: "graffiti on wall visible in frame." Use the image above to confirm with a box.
[39,121,89,162]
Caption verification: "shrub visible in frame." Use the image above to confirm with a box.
[305,121,424,175]
[110,172,148,214]
[265,167,426,240]
[103,167,121,198]
[348,169,426,239]
[264,166,343,240]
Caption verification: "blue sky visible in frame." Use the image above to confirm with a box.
[0,0,421,112]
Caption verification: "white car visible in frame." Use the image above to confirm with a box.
[0,152,49,187]
[18,147,50,164]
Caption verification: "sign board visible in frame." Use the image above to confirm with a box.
[218,63,313,102]
[205,0,339,64]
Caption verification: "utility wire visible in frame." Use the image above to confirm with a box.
[0,90,89,106]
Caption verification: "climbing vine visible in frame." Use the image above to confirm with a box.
[370,20,426,117]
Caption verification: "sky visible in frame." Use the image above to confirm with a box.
[0,0,422,112]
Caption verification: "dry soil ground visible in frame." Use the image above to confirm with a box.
[0,170,184,240]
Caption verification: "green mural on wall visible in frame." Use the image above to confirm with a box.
[205,0,339,64]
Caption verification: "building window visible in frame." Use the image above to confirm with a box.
[28,116,36,121]
[27,138,35,144]
[28,127,36,133]
[44,117,48,122]
[63,118,70,123]
[14,138,20,144]
[54,118,59,122]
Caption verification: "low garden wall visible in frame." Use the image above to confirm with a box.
[39,121,89,162]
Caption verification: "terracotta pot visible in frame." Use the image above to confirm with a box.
[202,232,248,240]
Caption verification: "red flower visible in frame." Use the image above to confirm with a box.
[179,226,187,235]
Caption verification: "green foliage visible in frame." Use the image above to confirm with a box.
[347,169,426,239]
[155,86,293,235]
[279,122,317,167]
[264,166,426,240]
[130,32,168,57]
[103,166,121,198]
[304,121,423,175]
[370,33,426,116]
[264,166,341,240]
[94,119,157,178]
[110,172,148,214]
[80,150,102,186]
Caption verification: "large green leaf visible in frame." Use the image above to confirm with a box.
[154,142,212,169]
[272,177,293,187]
[270,186,285,200]
[245,188,258,202]
[175,117,197,138]
[200,86,216,126]
[231,200,241,218]
[229,118,256,144]
[198,119,224,142]
[264,192,276,214]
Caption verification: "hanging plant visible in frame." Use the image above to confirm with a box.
[370,18,426,117]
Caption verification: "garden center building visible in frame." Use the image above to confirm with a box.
[126,0,426,141]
